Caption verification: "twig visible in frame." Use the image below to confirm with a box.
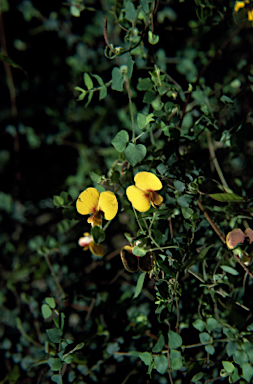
[197,199,226,244]
[44,254,66,299]
[206,131,229,189]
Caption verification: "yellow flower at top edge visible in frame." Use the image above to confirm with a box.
[234,1,253,21]
[78,232,105,256]
[76,187,118,227]
[126,171,163,212]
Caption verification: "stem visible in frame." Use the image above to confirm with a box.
[125,78,135,142]
[197,199,226,244]
[206,131,229,190]
[16,318,44,350]
[133,207,145,233]
[44,254,66,299]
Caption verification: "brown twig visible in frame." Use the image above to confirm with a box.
[197,199,226,244]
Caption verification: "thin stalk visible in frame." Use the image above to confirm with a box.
[125,78,135,142]
[44,254,66,299]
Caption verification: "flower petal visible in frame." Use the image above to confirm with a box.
[126,185,151,212]
[78,234,93,247]
[150,191,163,207]
[226,228,245,249]
[89,242,105,257]
[120,246,139,273]
[139,252,156,272]
[134,171,162,192]
[76,188,99,215]
[98,191,118,220]
[245,228,253,244]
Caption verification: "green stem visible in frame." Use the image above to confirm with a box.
[125,78,135,142]
[16,318,44,350]
[44,254,66,299]
[133,207,145,233]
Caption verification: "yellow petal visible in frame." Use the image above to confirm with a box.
[134,172,162,192]
[76,188,99,215]
[226,228,245,249]
[89,242,105,257]
[248,9,253,20]
[126,185,151,212]
[98,191,118,220]
[234,1,246,12]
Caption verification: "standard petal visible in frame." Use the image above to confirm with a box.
[126,185,151,212]
[134,171,162,192]
[139,252,156,272]
[98,191,118,220]
[89,242,105,257]
[226,228,245,249]
[76,188,99,215]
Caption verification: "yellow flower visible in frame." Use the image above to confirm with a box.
[126,172,163,212]
[234,1,253,21]
[78,232,105,256]
[234,1,248,13]
[76,187,118,227]
[120,245,156,273]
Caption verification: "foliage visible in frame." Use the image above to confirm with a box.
[1,0,253,383]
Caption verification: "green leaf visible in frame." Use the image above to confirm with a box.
[133,272,146,298]
[220,265,239,275]
[137,113,147,129]
[206,318,219,332]
[192,319,206,332]
[111,67,124,91]
[181,207,194,219]
[85,91,93,108]
[111,130,129,152]
[168,330,182,349]
[91,227,105,244]
[154,354,168,374]
[91,74,104,86]
[131,351,153,366]
[222,361,235,373]
[220,94,234,104]
[45,297,56,309]
[137,77,153,91]
[191,372,205,382]
[181,244,213,270]
[0,52,25,72]
[84,73,93,90]
[125,0,137,21]
[208,193,243,202]
[51,374,63,384]
[53,195,64,207]
[170,349,182,370]
[41,304,52,319]
[199,332,211,344]
[89,171,102,183]
[124,143,146,166]
[126,56,134,79]
[99,85,107,100]
[47,357,62,371]
[148,30,159,45]
[233,350,248,365]
[242,362,253,382]
[46,328,63,343]
[174,180,185,192]
[132,246,147,257]
[205,344,215,355]
[152,335,165,353]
